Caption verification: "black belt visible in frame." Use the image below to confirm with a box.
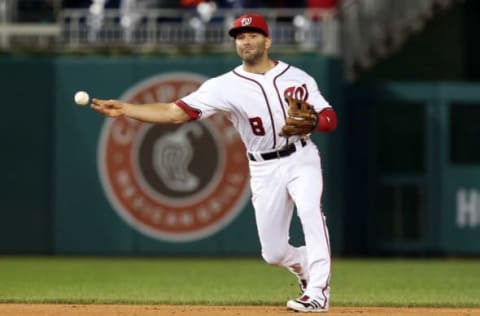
[248,139,307,161]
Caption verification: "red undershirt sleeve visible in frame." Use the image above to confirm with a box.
[175,100,201,121]
[316,108,337,132]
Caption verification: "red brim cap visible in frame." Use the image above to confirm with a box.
[228,13,269,38]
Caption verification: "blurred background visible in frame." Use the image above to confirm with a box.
[1,0,479,258]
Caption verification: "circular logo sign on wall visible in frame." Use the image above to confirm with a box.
[98,73,250,242]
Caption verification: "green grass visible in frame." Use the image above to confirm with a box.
[0,257,479,307]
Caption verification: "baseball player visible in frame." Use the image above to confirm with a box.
[91,13,337,313]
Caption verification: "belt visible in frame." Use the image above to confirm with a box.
[248,139,307,161]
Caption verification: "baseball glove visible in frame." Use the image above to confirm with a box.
[279,96,318,137]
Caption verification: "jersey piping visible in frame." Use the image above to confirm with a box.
[272,64,291,145]
[232,70,278,149]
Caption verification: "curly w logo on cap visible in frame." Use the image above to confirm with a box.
[228,13,270,37]
[241,17,252,26]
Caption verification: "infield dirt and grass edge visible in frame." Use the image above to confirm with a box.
[2,304,480,316]
[0,257,479,309]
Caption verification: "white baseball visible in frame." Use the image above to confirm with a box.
[74,91,90,106]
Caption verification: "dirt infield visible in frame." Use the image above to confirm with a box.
[2,304,480,316]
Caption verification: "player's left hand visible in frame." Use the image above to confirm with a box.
[279,96,318,137]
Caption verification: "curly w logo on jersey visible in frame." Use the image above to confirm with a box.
[284,84,309,101]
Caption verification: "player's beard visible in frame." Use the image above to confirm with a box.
[238,43,267,66]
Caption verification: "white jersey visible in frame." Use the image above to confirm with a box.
[179,60,331,152]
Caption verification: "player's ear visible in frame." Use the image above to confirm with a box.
[265,36,272,49]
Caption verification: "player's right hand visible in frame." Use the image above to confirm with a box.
[90,98,127,117]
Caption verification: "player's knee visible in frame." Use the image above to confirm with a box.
[261,250,287,266]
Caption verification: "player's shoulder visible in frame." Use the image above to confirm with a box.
[196,72,232,91]
[201,70,237,86]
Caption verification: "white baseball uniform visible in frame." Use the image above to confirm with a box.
[177,60,332,307]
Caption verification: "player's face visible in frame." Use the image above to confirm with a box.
[235,32,271,64]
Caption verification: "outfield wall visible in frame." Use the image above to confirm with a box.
[0,57,54,254]
[3,55,480,256]
[0,55,345,255]
[346,82,480,255]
